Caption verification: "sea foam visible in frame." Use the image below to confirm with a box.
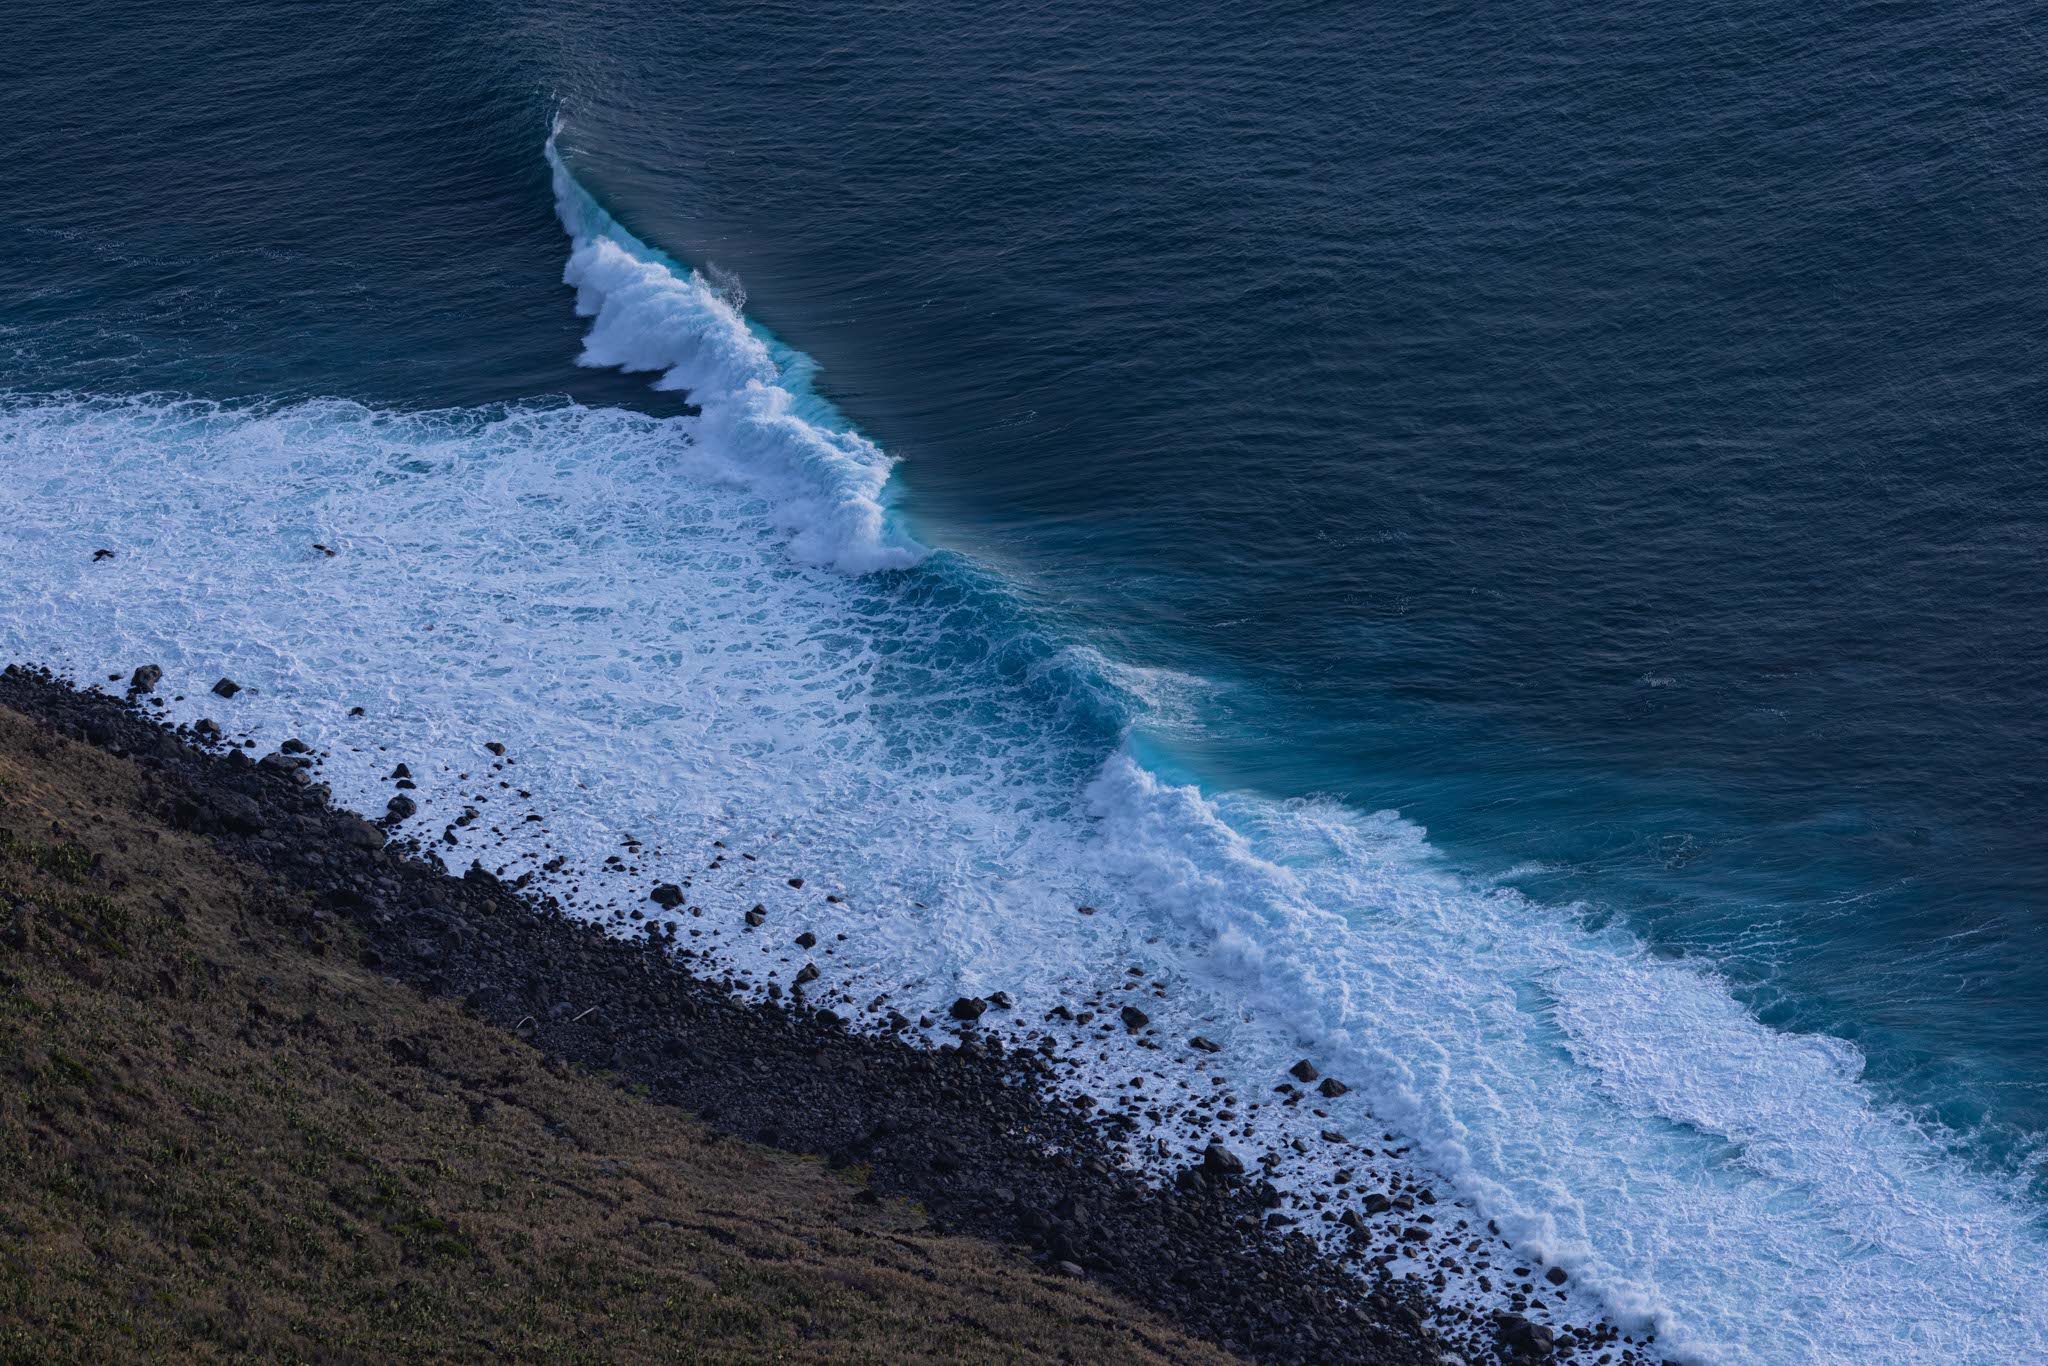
[548,129,923,575]
[0,143,2044,1365]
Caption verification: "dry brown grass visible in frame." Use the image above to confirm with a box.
[0,706,1231,1365]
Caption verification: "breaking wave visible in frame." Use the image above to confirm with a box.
[1,130,2045,1364]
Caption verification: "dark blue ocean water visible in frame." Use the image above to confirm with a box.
[7,1,2048,1353]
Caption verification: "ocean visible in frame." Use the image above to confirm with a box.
[5,1,2047,1359]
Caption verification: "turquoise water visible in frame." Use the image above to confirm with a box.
[6,1,2048,1357]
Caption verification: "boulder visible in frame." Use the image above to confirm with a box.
[129,664,162,694]
[1497,1313,1555,1360]
[649,884,684,909]
[216,794,265,835]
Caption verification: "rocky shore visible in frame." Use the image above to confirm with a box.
[0,662,1665,1364]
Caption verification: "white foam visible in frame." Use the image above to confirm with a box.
[3,150,2046,1361]
[5,391,2046,1361]
[1083,757,2048,1362]
[547,132,923,575]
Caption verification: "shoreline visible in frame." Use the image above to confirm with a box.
[0,689,1233,1362]
[0,661,1655,1364]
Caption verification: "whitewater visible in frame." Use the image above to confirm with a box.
[0,134,2044,1363]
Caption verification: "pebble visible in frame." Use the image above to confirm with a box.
[2,662,1612,1366]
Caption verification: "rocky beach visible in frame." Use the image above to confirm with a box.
[0,661,1668,1365]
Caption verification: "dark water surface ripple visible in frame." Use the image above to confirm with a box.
[8,0,2048,1176]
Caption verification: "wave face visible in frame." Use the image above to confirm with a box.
[547,132,924,574]
[1,145,2045,1364]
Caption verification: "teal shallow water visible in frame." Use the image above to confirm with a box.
[6,1,2048,1357]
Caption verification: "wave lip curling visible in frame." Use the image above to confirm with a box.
[547,130,925,575]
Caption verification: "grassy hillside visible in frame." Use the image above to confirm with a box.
[0,703,1229,1364]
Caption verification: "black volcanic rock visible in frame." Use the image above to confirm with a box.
[1200,1144,1244,1177]
[0,664,1498,1366]
[1497,1313,1554,1359]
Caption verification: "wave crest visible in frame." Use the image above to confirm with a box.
[547,130,924,575]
